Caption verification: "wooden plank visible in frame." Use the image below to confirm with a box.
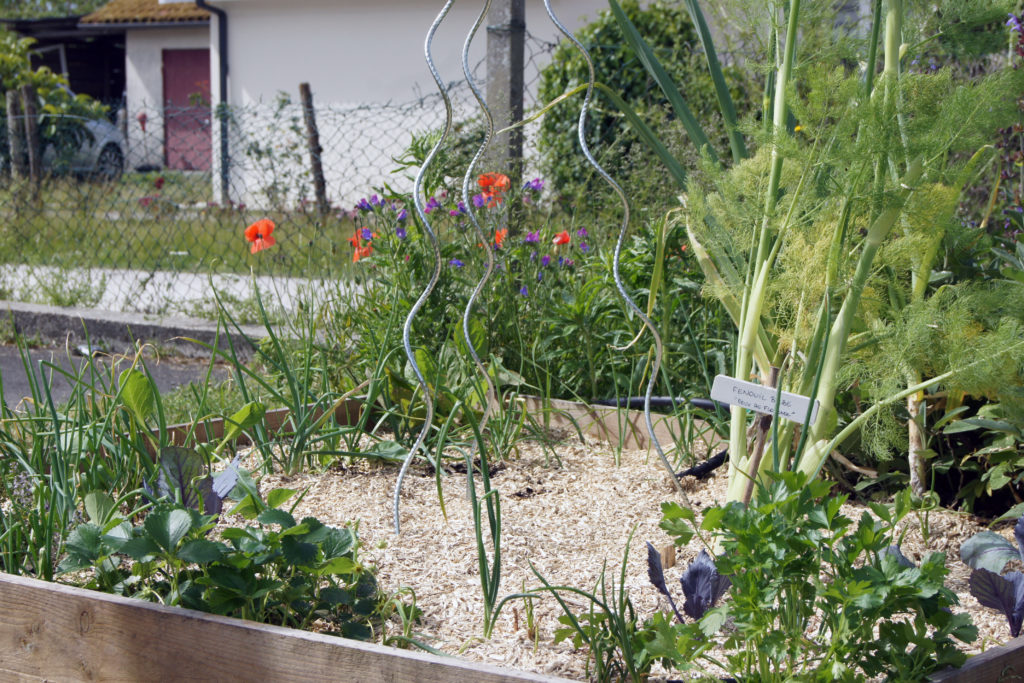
[930,636,1024,682]
[520,395,719,453]
[156,398,369,454]
[0,573,569,683]
[161,395,706,458]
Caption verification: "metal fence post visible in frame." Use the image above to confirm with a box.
[486,0,525,187]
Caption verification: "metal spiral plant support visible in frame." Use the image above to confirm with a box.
[460,0,499,428]
[393,0,457,535]
[542,0,689,503]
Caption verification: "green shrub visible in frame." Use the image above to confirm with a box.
[535,1,751,213]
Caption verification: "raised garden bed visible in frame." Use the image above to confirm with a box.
[3,398,1019,680]
[930,637,1024,682]
[0,572,566,682]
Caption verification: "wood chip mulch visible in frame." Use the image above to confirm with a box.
[231,433,1014,681]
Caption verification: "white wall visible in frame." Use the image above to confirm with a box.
[203,0,607,207]
[213,0,602,105]
[124,26,209,170]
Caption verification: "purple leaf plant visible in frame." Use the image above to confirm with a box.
[964,516,1024,636]
[152,446,240,516]
[646,542,729,624]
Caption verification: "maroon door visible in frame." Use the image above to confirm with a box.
[162,49,211,171]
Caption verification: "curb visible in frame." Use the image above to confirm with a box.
[0,300,267,359]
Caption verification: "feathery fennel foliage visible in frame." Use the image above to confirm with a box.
[609,0,1024,502]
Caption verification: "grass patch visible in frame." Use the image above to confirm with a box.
[0,171,361,279]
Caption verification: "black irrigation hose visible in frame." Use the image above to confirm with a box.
[588,396,730,479]
[677,448,728,480]
[590,396,724,412]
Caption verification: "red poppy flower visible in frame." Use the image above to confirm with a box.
[494,228,508,247]
[552,230,570,246]
[349,233,374,262]
[478,172,510,193]
[244,219,276,253]
[478,172,510,208]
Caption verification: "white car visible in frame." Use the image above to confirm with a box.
[41,115,125,180]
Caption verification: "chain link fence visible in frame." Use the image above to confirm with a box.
[0,33,558,318]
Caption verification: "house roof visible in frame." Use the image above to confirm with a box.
[80,0,208,25]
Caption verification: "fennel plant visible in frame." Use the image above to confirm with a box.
[603,0,1024,502]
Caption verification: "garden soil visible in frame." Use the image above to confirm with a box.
[227,433,1010,681]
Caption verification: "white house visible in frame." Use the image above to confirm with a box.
[79,0,608,207]
[81,0,212,172]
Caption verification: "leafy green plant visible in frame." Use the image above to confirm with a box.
[648,477,976,680]
[58,486,387,638]
[0,330,263,579]
[940,401,1024,511]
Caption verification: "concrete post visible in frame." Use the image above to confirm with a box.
[20,85,41,188]
[6,90,27,179]
[486,0,525,185]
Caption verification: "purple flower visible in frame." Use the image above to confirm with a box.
[360,227,372,240]
[563,258,574,267]
[525,231,540,243]
[449,258,464,268]
[524,177,544,191]
[355,198,373,211]
[541,255,551,267]
[397,208,408,221]
[576,227,588,238]
[530,250,537,261]
[580,242,589,252]
[396,226,407,240]
[558,256,564,267]
[537,271,543,282]
[370,194,385,208]
[1008,14,1023,32]
[519,285,529,296]
[424,196,441,214]
[449,202,467,217]
[472,193,487,209]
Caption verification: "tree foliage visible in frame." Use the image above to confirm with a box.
[536,0,755,212]
[0,1,107,19]
[1,28,108,170]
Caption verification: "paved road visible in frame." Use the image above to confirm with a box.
[0,263,337,316]
[0,343,229,411]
